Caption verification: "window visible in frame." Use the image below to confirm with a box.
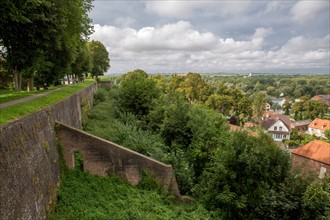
[279,126,282,131]
[274,126,277,131]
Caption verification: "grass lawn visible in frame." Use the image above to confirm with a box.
[0,84,69,104]
[0,80,95,125]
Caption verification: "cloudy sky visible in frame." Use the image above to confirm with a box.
[89,0,330,74]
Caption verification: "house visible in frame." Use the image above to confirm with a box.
[262,115,291,141]
[311,94,330,109]
[291,119,312,132]
[291,140,330,178]
[307,118,330,138]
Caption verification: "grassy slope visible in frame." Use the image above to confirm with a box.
[50,168,212,220]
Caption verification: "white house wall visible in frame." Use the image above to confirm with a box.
[269,121,289,132]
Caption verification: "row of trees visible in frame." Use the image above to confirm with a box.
[205,74,330,99]
[0,0,110,91]
[87,70,330,219]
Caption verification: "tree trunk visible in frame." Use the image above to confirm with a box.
[13,68,21,92]
[18,72,22,91]
[27,78,34,91]
[66,74,70,84]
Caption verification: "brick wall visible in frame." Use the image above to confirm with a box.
[55,123,181,197]
[292,154,330,178]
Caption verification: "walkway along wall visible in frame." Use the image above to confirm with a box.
[55,123,180,197]
[0,83,97,220]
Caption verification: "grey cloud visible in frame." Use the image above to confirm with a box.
[89,1,329,74]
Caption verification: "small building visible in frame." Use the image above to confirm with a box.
[311,94,330,109]
[262,115,291,141]
[291,140,330,178]
[291,119,312,132]
[307,118,330,138]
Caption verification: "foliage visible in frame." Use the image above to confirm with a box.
[117,69,160,117]
[255,171,313,219]
[0,0,94,90]
[302,176,330,220]
[251,91,267,123]
[194,131,291,219]
[284,128,318,148]
[87,40,110,79]
[325,130,330,141]
[93,87,108,104]
[176,72,211,104]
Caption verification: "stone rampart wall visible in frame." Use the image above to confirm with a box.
[0,83,97,220]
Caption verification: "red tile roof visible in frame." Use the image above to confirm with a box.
[292,140,330,165]
[244,122,256,128]
[308,118,330,131]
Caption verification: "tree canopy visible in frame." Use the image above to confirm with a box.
[0,0,97,90]
[87,40,110,79]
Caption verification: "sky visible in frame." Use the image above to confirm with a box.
[89,0,330,74]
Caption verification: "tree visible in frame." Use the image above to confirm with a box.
[302,176,330,219]
[118,69,159,117]
[251,91,266,123]
[0,0,94,90]
[87,40,110,79]
[282,100,291,115]
[187,104,228,180]
[303,100,328,119]
[194,131,291,219]
[71,42,92,80]
[325,130,330,141]
[205,94,234,116]
[176,73,211,104]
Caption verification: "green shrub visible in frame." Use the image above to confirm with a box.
[93,88,108,104]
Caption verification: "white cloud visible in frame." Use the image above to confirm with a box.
[90,21,330,74]
[122,21,218,51]
[291,1,329,22]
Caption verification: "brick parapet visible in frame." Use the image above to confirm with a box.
[55,122,181,197]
